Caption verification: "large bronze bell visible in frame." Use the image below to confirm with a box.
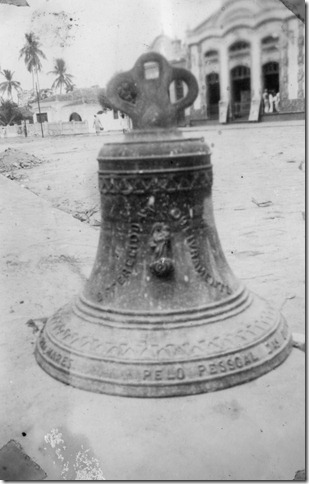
[35,53,292,397]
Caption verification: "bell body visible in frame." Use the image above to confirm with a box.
[35,129,292,397]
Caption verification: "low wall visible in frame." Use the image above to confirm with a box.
[47,121,89,136]
[0,121,89,138]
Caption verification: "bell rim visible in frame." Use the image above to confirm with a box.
[35,321,292,398]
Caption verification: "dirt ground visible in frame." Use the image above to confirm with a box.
[0,121,305,334]
[0,122,305,480]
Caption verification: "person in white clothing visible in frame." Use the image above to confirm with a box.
[268,91,275,113]
[262,89,269,113]
[274,91,280,112]
[93,115,103,135]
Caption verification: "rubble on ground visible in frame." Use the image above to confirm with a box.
[0,148,44,175]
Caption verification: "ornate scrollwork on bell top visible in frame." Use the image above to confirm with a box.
[35,52,292,397]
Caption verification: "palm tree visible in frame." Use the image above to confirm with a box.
[0,99,24,126]
[0,70,21,101]
[48,58,74,95]
[19,32,46,93]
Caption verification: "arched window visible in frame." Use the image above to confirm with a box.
[261,35,279,52]
[229,41,250,53]
[204,50,219,64]
[261,35,279,45]
[263,62,279,75]
[205,50,218,58]
[231,65,250,80]
[206,72,219,84]
[69,112,82,122]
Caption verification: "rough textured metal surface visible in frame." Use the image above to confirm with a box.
[35,53,292,397]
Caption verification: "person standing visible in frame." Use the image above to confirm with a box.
[262,89,269,113]
[93,115,103,135]
[274,91,280,112]
[268,91,275,113]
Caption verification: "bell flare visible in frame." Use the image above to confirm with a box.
[35,290,291,397]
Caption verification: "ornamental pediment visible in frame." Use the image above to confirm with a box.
[187,0,290,44]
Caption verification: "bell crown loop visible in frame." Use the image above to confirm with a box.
[100,52,199,129]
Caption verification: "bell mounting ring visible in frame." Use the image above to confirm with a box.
[101,52,198,129]
[35,53,292,398]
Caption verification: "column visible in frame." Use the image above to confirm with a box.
[287,18,299,101]
[189,45,201,111]
[197,44,207,116]
[219,41,230,123]
[250,34,262,101]
[297,21,305,102]
[219,42,230,103]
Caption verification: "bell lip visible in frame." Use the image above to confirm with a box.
[35,326,293,398]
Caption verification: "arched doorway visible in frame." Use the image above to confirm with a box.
[69,112,82,122]
[206,72,220,119]
[262,62,279,94]
[230,65,251,119]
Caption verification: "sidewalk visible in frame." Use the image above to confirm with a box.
[0,154,305,479]
[182,119,304,132]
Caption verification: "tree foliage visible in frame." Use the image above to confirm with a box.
[0,70,21,100]
[19,32,46,74]
[48,58,74,94]
[0,99,25,126]
[19,32,46,91]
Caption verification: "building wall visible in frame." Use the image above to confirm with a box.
[280,16,305,112]
[31,100,131,133]
[147,34,190,122]
[186,0,305,120]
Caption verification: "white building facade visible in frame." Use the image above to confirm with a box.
[186,0,305,122]
[29,87,131,134]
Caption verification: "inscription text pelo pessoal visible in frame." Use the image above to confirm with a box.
[38,320,289,383]
[103,204,232,298]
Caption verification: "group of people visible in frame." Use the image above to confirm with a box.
[262,89,280,113]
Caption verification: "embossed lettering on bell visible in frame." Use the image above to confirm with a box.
[35,53,292,397]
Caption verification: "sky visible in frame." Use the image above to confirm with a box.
[0,0,221,93]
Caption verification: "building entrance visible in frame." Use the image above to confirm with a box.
[263,62,279,93]
[230,65,251,119]
[206,73,220,119]
[69,112,82,122]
